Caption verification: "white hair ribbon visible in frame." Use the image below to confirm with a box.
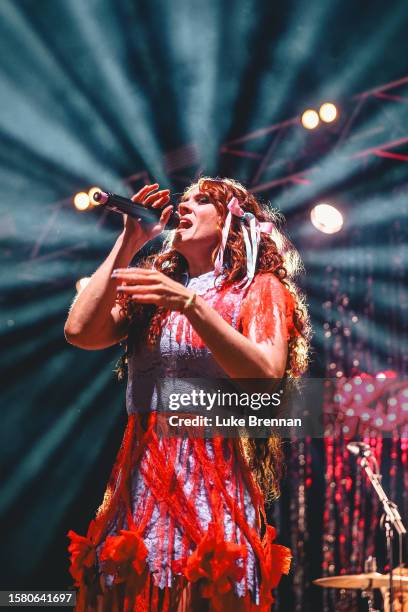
[214,197,273,289]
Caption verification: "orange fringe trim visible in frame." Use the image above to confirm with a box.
[67,412,291,611]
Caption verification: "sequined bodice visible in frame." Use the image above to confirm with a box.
[126,270,246,414]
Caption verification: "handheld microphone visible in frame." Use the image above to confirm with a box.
[346,441,372,457]
[91,190,180,230]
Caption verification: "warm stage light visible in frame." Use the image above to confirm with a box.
[88,186,102,205]
[301,109,320,130]
[73,192,90,211]
[319,102,337,123]
[310,203,343,234]
[75,277,91,293]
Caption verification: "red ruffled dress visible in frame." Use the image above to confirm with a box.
[67,271,295,611]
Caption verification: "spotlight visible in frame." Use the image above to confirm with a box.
[75,277,91,293]
[301,109,319,130]
[73,192,90,211]
[310,203,343,234]
[88,186,102,205]
[319,102,337,123]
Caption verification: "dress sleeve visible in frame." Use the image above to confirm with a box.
[237,272,298,344]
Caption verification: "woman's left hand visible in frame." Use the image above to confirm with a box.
[111,268,194,312]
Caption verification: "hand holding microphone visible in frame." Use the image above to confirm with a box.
[123,183,174,245]
[90,183,180,247]
[67,183,180,351]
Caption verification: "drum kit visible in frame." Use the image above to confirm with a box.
[314,568,408,612]
[313,442,407,611]
[314,573,407,591]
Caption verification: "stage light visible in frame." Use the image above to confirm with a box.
[75,277,91,293]
[73,192,90,211]
[319,102,337,123]
[301,109,319,130]
[88,186,102,205]
[310,203,343,234]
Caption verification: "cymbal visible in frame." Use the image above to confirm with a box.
[314,573,408,590]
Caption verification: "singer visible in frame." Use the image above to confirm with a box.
[65,178,311,611]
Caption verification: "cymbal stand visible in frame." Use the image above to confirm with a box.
[359,455,407,612]
[362,556,380,612]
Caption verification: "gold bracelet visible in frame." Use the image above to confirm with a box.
[183,292,197,312]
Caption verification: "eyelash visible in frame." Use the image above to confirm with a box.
[179,196,210,205]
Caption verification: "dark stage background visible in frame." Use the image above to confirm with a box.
[0,1,407,610]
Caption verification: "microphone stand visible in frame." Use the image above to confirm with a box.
[359,454,406,612]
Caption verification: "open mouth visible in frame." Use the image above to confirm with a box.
[177,217,193,230]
